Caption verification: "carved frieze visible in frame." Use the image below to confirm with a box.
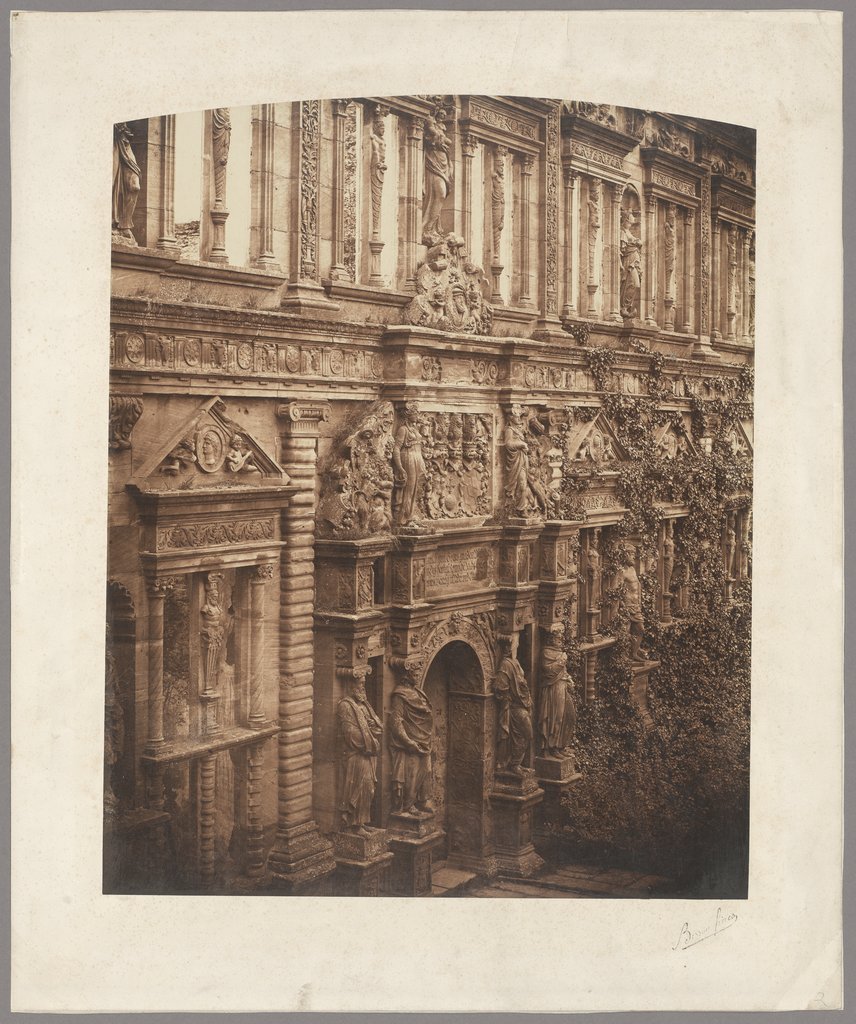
[156,517,275,551]
[544,101,560,316]
[467,102,537,141]
[404,234,493,335]
[573,142,623,171]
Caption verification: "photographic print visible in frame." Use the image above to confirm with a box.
[103,94,755,899]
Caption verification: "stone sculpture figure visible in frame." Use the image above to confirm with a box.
[587,179,601,280]
[725,515,738,578]
[664,205,676,308]
[211,108,232,208]
[494,636,534,775]
[404,235,493,335]
[369,107,387,238]
[619,208,643,319]
[388,658,435,814]
[422,106,453,242]
[538,627,576,759]
[337,672,383,834]
[586,528,602,606]
[392,402,426,527]
[503,404,535,516]
[662,520,675,594]
[112,122,141,244]
[617,544,650,662]
[200,572,226,693]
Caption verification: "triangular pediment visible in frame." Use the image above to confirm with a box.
[565,412,627,465]
[653,420,697,460]
[130,397,287,491]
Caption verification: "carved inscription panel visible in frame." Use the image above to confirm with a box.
[424,545,495,596]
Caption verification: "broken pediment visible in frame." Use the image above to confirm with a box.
[565,413,627,466]
[652,420,697,460]
[129,397,287,491]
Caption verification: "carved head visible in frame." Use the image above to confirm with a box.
[403,401,421,424]
[619,543,636,567]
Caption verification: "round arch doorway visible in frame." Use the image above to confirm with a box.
[422,640,492,870]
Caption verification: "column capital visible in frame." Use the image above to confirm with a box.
[405,115,425,141]
[146,575,179,598]
[521,152,536,175]
[277,400,332,436]
[250,563,275,583]
[460,132,478,158]
[332,98,353,118]
[562,164,580,187]
[609,181,626,204]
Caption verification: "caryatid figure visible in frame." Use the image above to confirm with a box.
[337,670,383,835]
[112,122,141,243]
[617,544,650,662]
[388,656,435,814]
[392,402,426,526]
[538,627,576,759]
[493,636,534,775]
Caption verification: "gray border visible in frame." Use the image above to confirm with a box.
[5,0,849,1019]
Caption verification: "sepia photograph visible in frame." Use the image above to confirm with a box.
[105,94,754,900]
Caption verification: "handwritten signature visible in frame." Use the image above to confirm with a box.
[673,907,738,951]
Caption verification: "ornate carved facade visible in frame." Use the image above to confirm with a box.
[106,96,754,896]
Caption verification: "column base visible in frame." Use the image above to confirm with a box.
[490,770,545,878]
[332,828,393,896]
[280,281,341,314]
[387,814,445,896]
[690,335,722,361]
[266,820,336,894]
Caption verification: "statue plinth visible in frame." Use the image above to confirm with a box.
[629,658,661,733]
[331,827,394,897]
[534,754,581,784]
[387,812,445,896]
[490,770,544,877]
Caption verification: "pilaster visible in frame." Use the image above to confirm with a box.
[250,104,279,269]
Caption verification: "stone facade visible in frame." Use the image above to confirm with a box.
[105,97,754,895]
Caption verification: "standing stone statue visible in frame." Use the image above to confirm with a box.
[617,544,650,662]
[586,528,602,606]
[494,636,534,775]
[112,122,141,244]
[388,657,434,814]
[369,107,387,239]
[422,106,453,242]
[619,208,643,319]
[337,672,383,835]
[662,519,675,595]
[538,627,576,759]
[211,108,232,208]
[392,402,426,527]
[491,148,506,256]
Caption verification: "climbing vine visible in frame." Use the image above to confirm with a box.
[555,352,754,895]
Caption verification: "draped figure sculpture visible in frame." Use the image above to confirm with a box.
[422,107,453,242]
[112,122,141,244]
[494,637,534,775]
[337,673,383,835]
[538,628,577,759]
[619,207,643,319]
[392,402,426,527]
[388,658,434,814]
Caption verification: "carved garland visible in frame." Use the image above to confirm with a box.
[342,101,358,282]
[299,100,321,280]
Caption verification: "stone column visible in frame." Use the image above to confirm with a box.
[643,185,658,328]
[561,167,579,318]
[682,208,695,333]
[206,108,231,264]
[329,100,350,280]
[267,401,336,893]
[460,132,478,257]
[726,222,738,341]
[711,214,722,338]
[144,577,170,817]
[607,182,625,322]
[199,751,217,887]
[518,153,534,306]
[248,564,273,729]
[155,115,179,253]
[246,741,267,878]
[250,104,279,269]
[401,116,424,291]
[586,176,602,319]
[741,228,752,342]
[490,145,508,304]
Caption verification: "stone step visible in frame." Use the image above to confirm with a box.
[431,864,478,897]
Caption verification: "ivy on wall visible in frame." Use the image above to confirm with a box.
[555,348,754,895]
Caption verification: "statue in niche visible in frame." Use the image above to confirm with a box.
[587,180,601,280]
[104,625,124,820]
[619,207,643,319]
[369,106,387,238]
[337,671,383,835]
[211,108,232,208]
[112,123,141,245]
[725,515,738,578]
[662,520,676,595]
[664,205,676,300]
[491,148,506,256]
[392,402,427,527]
[503,405,550,517]
[538,627,577,760]
[388,657,435,814]
[616,544,650,662]
[422,105,453,243]
[586,529,602,607]
[200,572,226,694]
[494,636,534,775]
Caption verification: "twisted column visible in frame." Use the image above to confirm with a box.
[199,752,217,887]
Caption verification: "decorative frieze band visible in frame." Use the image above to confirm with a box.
[467,102,537,141]
[156,517,276,551]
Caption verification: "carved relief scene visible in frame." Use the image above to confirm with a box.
[107,94,754,900]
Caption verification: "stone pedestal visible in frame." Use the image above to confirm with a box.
[332,828,394,897]
[489,769,544,878]
[630,659,660,732]
[534,759,582,852]
[534,754,580,783]
[387,811,445,897]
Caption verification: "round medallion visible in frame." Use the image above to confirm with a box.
[237,343,253,370]
[551,367,564,388]
[195,426,227,473]
[329,349,344,375]
[285,345,300,373]
[370,354,383,379]
[589,430,605,459]
[125,333,144,363]
[183,338,200,366]
[524,365,537,388]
